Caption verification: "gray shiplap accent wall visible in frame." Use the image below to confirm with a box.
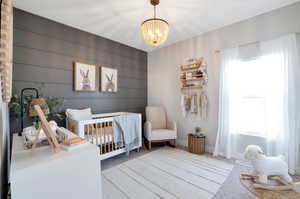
[12,8,147,116]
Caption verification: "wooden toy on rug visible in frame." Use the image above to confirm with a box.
[240,173,300,192]
[241,145,300,192]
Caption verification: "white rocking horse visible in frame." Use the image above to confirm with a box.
[241,145,300,192]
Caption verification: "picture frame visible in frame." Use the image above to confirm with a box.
[73,62,96,92]
[100,66,118,92]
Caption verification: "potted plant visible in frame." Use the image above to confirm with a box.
[194,126,204,137]
[44,96,65,127]
[195,126,201,133]
[9,95,22,134]
[9,94,65,133]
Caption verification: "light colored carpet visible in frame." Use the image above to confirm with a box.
[102,147,234,199]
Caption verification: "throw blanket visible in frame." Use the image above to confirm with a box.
[113,113,141,154]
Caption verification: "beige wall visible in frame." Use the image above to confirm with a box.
[148,2,300,152]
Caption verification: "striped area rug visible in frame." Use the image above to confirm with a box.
[102,148,234,199]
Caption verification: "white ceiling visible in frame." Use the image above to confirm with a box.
[13,0,300,52]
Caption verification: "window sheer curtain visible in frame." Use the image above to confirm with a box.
[214,34,300,174]
[213,47,240,159]
[260,34,300,175]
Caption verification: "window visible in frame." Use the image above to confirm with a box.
[215,35,299,169]
[228,57,282,137]
[235,97,266,136]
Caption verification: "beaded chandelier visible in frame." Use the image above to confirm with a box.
[141,0,169,46]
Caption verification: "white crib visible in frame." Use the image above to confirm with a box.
[66,112,142,160]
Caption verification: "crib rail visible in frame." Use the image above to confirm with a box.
[78,118,125,156]
[67,112,142,160]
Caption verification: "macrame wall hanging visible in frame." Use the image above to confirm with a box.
[0,0,13,103]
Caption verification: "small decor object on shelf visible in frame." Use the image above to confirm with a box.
[100,66,118,92]
[74,62,96,92]
[188,133,205,154]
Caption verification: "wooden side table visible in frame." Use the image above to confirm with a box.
[188,134,205,154]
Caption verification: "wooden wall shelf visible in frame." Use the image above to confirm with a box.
[180,62,201,71]
[179,58,207,91]
[181,77,203,81]
[181,85,202,89]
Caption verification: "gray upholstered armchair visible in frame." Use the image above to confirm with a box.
[144,106,177,149]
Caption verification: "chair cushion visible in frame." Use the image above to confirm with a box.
[148,129,177,141]
[66,108,92,121]
[146,106,166,129]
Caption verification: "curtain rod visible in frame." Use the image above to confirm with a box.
[214,32,300,53]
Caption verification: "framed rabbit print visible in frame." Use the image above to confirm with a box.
[73,62,96,92]
[100,66,118,92]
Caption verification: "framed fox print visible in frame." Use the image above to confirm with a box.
[73,62,96,92]
[100,67,118,92]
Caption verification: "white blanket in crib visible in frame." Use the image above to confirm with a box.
[113,113,141,154]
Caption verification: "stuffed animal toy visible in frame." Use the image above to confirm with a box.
[244,145,293,185]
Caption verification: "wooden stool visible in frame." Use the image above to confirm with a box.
[188,134,205,154]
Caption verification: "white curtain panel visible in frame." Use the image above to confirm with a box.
[214,34,300,174]
[213,47,240,159]
[260,34,300,175]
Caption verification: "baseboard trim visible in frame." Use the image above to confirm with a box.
[296,167,300,175]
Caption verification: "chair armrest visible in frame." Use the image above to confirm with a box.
[167,120,177,131]
[144,121,152,139]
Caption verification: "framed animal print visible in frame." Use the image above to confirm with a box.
[100,67,118,92]
[73,62,96,92]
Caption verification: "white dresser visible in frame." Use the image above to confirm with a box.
[10,135,102,199]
